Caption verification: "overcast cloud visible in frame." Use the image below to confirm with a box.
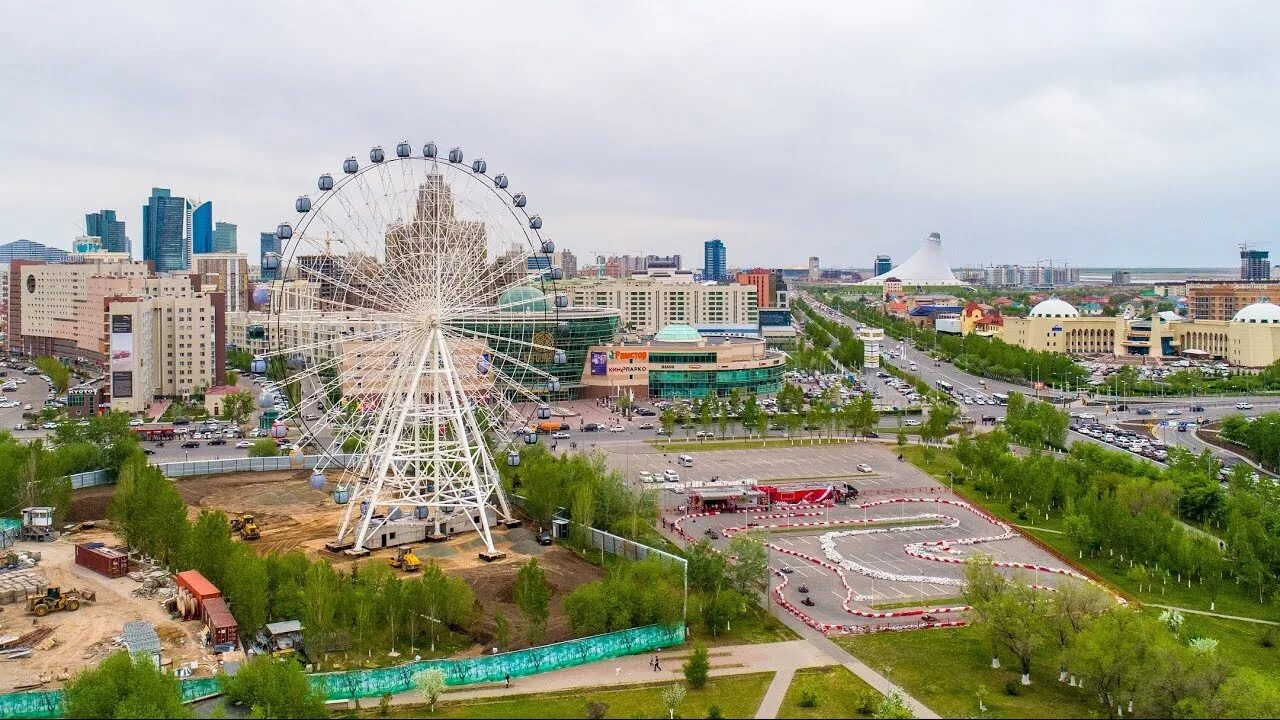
[2,1,1278,269]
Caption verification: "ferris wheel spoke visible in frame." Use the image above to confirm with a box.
[442,324,557,356]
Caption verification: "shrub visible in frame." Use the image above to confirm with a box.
[799,689,819,708]
[683,642,710,690]
[707,706,723,719]
[1259,626,1277,649]
[585,700,608,719]
[854,689,880,715]
[1004,680,1020,696]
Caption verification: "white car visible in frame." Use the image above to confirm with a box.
[1235,402,1254,410]
[235,440,252,449]
[22,404,32,411]
[552,431,571,439]
[303,413,320,421]
[856,463,873,473]
[609,425,625,433]
[663,469,680,482]
[639,471,654,482]
[904,419,922,427]
[128,418,145,426]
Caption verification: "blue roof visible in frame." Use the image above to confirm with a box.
[908,305,963,317]
[653,324,703,342]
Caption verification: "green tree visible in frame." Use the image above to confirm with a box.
[223,546,270,633]
[222,656,328,718]
[873,691,914,719]
[184,509,234,588]
[661,683,686,720]
[220,390,255,427]
[514,558,551,644]
[683,642,710,689]
[302,560,340,654]
[660,408,677,438]
[33,356,71,393]
[64,650,191,719]
[726,533,768,595]
[248,438,282,457]
[1066,608,1159,718]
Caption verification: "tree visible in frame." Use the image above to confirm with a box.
[727,533,768,595]
[109,457,189,566]
[1067,608,1159,718]
[976,579,1049,684]
[33,356,71,393]
[220,390,255,427]
[222,656,328,718]
[302,560,340,655]
[660,408,677,438]
[686,539,729,593]
[661,683,686,720]
[223,546,270,633]
[513,558,551,644]
[249,438,282,457]
[683,642,710,689]
[701,585,744,637]
[64,650,191,719]
[414,668,446,713]
[494,613,511,650]
[922,402,956,446]
[1049,579,1111,649]
[184,510,234,588]
[873,691,914,719]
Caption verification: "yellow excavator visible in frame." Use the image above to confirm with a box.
[28,586,96,617]
[231,513,261,541]
[389,546,421,572]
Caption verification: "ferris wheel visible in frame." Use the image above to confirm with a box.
[258,140,568,558]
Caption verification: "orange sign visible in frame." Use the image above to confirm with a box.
[612,350,648,362]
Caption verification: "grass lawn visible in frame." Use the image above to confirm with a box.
[836,626,1105,719]
[1144,608,1280,696]
[384,672,775,718]
[686,595,798,646]
[778,665,882,719]
[901,446,1280,621]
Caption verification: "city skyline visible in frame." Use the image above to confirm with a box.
[5,5,1280,269]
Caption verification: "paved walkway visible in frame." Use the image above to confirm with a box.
[755,668,795,719]
[1147,604,1280,626]
[380,639,829,711]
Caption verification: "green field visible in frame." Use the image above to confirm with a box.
[686,595,798,646]
[869,596,966,611]
[778,665,883,719]
[899,446,1279,621]
[836,626,1105,718]
[384,672,775,718]
[1148,609,1280,697]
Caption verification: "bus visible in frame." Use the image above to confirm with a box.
[992,393,1009,405]
[936,380,954,394]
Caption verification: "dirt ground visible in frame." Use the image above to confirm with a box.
[1,532,216,692]
[68,469,605,649]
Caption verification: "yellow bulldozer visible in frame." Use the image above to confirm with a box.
[389,546,422,572]
[230,513,261,541]
[28,586,96,617]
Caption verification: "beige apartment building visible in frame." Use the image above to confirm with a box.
[566,276,758,334]
[191,253,252,313]
[107,291,226,414]
[1185,280,1280,321]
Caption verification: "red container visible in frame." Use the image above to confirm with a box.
[175,570,222,620]
[203,597,239,646]
[75,542,128,579]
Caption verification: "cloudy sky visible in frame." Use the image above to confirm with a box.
[3,2,1278,270]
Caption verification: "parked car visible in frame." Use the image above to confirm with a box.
[1236,402,1254,410]
[235,440,252,449]
[856,463,873,473]
[181,440,200,449]
[609,425,625,433]
[208,438,227,446]
[552,431,570,439]
[536,530,553,546]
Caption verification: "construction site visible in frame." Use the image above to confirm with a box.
[0,467,603,694]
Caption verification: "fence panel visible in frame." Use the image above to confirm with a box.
[0,624,683,718]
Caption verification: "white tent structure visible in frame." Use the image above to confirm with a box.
[858,233,964,286]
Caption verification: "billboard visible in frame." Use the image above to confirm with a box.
[611,350,647,362]
[110,314,134,371]
[111,371,133,399]
[589,351,607,376]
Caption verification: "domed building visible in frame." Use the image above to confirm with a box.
[1231,302,1280,324]
[579,323,786,399]
[1028,298,1080,318]
[497,286,549,312]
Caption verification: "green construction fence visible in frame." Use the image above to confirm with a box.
[0,624,684,718]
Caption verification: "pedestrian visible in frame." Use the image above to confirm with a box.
[615,666,621,677]
[654,656,661,672]
[504,672,510,688]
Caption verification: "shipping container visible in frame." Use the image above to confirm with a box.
[175,570,222,620]
[74,542,128,579]
[202,597,239,646]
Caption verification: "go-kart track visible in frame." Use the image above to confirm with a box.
[643,444,1098,635]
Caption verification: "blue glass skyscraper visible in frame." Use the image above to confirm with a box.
[85,210,128,255]
[190,200,213,254]
[703,238,727,281]
[213,222,237,253]
[143,188,188,272]
[260,231,281,280]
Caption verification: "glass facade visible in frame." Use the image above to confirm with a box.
[454,311,619,401]
[260,231,281,280]
[190,200,213,254]
[143,188,188,272]
[649,364,784,398]
[213,221,237,253]
[703,238,726,281]
[85,209,128,254]
[649,352,716,364]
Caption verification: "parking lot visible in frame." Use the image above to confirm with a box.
[621,441,1087,632]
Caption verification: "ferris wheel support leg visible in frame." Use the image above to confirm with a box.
[352,334,435,554]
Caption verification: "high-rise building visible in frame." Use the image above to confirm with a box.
[1112,270,1132,285]
[190,200,213,255]
[259,232,281,281]
[1241,249,1271,281]
[874,255,893,276]
[808,257,820,281]
[736,268,776,308]
[192,253,251,314]
[703,238,727,281]
[143,188,188,273]
[85,210,129,255]
[552,249,577,278]
[1186,280,1280,321]
[213,222,237,253]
